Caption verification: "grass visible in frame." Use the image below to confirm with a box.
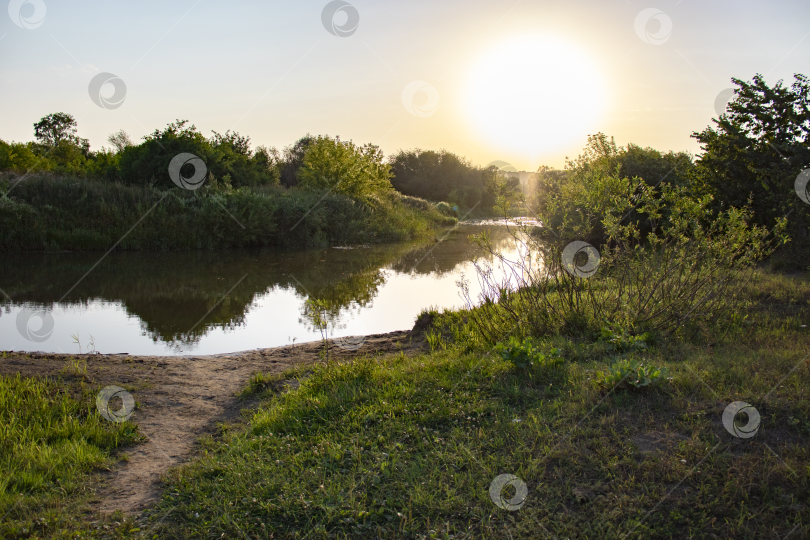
[2,269,808,539]
[139,269,810,539]
[0,372,141,538]
[0,174,456,251]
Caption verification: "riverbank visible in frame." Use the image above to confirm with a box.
[1,270,808,539]
[0,329,425,537]
[0,174,456,252]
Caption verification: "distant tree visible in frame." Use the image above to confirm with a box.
[388,149,498,208]
[107,130,133,153]
[691,73,809,257]
[118,120,279,188]
[280,135,316,187]
[33,112,78,147]
[297,135,392,200]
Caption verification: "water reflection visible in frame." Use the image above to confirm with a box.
[0,224,519,355]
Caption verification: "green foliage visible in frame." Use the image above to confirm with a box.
[388,149,499,209]
[464,154,787,342]
[435,201,457,217]
[118,120,280,189]
[425,330,444,352]
[594,358,670,390]
[0,175,451,251]
[533,133,694,242]
[598,322,654,352]
[33,112,87,151]
[494,336,562,370]
[691,73,810,267]
[297,135,393,200]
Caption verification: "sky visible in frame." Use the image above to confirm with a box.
[1,0,808,171]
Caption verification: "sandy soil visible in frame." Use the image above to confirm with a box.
[0,329,424,515]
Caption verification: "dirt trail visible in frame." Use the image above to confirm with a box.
[0,331,419,514]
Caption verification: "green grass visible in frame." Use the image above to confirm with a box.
[0,174,456,251]
[0,373,141,538]
[3,270,807,539]
[142,270,810,539]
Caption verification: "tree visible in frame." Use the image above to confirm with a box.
[34,112,80,148]
[297,135,393,200]
[117,120,280,188]
[388,149,498,208]
[280,135,315,187]
[107,130,133,153]
[691,73,810,261]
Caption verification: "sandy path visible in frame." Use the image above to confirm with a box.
[0,330,418,514]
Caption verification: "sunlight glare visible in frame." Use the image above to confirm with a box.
[464,36,607,160]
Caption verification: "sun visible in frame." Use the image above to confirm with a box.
[464,35,608,161]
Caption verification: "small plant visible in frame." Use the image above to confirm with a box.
[599,322,653,353]
[494,336,562,370]
[595,358,670,390]
[61,356,88,377]
[70,332,99,354]
[426,330,444,352]
[305,299,331,364]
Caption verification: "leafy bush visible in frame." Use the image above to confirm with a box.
[118,120,280,189]
[388,149,499,209]
[436,201,457,217]
[594,358,670,390]
[691,73,810,268]
[297,135,392,201]
[494,336,562,370]
[462,162,786,342]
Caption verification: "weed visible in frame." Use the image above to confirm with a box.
[494,336,563,370]
[595,358,670,390]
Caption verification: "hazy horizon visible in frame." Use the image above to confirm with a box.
[2,0,808,170]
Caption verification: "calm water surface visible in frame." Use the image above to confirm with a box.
[0,224,522,355]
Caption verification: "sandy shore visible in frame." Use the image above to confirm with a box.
[0,329,423,514]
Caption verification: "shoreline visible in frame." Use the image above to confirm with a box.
[0,329,423,514]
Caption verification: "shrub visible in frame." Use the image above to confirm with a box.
[297,135,393,201]
[462,172,787,343]
[436,201,457,217]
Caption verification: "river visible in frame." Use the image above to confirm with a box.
[0,223,527,355]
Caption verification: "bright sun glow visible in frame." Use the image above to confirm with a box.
[465,36,607,161]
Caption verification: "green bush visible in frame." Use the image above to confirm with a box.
[297,135,392,201]
[435,201,456,217]
[118,120,280,189]
[0,174,451,251]
[463,171,786,343]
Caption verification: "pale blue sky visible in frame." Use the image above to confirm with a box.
[2,0,808,170]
